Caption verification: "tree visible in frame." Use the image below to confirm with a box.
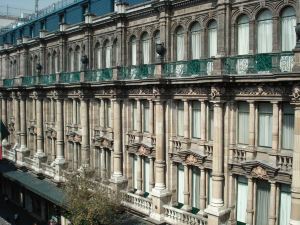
[63,169,124,225]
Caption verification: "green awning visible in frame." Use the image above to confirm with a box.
[2,169,65,206]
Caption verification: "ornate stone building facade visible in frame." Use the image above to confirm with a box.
[0,0,300,224]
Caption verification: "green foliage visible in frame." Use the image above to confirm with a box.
[63,169,124,225]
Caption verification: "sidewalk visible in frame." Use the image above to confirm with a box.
[0,196,43,225]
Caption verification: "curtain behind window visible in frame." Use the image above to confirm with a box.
[256,181,270,225]
[177,101,184,136]
[279,184,291,225]
[192,167,200,208]
[257,10,273,53]
[192,101,201,138]
[132,101,137,131]
[105,45,111,68]
[238,102,249,144]
[176,27,184,61]
[177,164,184,204]
[191,23,201,59]
[238,15,249,55]
[258,103,273,147]
[131,37,137,65]
[132,155,138,189]
[237,176,248,225]
[282,103,294,150]
[142,33,150,64]
[208,21,217,57]
[281,7,296,51]
[143,101,150,132]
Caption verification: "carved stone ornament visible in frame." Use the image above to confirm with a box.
[174,87,207,96]
[210,86,225,99]
[251,166,268,179]
[185,154,197,165]
[293,85,300,100]
[137,145,150,156]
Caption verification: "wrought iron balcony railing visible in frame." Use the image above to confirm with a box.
[59,72,80,83]
[3,78,14,87]
[22,76,38,86]
[39,74,56,85]
[163,59,213,78]
[223,52,294,75]
[120,64,155,80]
[84,68,113,82]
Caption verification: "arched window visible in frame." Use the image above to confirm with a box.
[47,53,52,74]
[257,10,273,53]
[28,56,33,75]
[33,56,38,75]
[237,15,249,55]
[208,20,217,57]
[281,7,296,51]
[176,26,184,61]
[112,39,119,66]
[74,46,81,71]
[141,32,150,64]
[130,36,137,65]
[104,40,111,68]
[190,22,201,59]
[154,31,160,61]
[52,51,59,73]
[68,49,74,72]
[95,43,101,69]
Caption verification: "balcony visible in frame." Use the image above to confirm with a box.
[120,64,155,80]
[84,68,113,82]
[22,76,38,86]
[121,191,152,216]
[39,74,56,85]
[163,59,213,78]
[163,205,207,225]
[223,52,294,75]
[3,78,14,88]
[59,71,80,83]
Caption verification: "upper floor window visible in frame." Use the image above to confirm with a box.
[237,15,249,55]
[258,103,273,147]
[176,26,184,61]
[282,103,294,150]
[143,101,150,133]
[112,39,119,66]
[130,36,137,66]
[208,103,214,141]
[281,7,296,51]
[30,26,34,38]
[47,53,52,74]
[141,33,150,64]
[279,184,291,225]
[53,51,59,73]
[105,100,112,128]
[177,101,184,137]
[104,41,111,68]
[192,167,200,209]
[257,10,273,53]
[190,22,201,59]
[177,164,184,204]
[95,43,101,69]
[68,48,74,72]
[208,20,217,57]
[192,101,201,138]
[59,14,65,24]
[40,21,46,30]
[238,102,249,144]
[131,100,137,131]
[74,46,81,71]
[154,31,160,61]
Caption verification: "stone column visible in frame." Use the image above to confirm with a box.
[16,94,29,165]
[73,99,77,124]
[100,99,105,130]
[80,97,90,167]
[290,103,300,225]
[13,93,20,144]
[205,102,229,225]
[272,102,279,153]
[150,100,171,221]
[228,102,236,160]
[269,181,277,225]
[248,101,255,159]
[101,148,107,180]
[246,177,254,225]
[54,97,65,181]
[199,168,206,213]
[111,99,125,186]
[34,94,46,170]
[183,164,191,211]
[1,96,7,125]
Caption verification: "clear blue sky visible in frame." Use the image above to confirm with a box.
[0,0,58,12]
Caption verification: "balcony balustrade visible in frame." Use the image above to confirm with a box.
[163,205,208,225]
[3,78,14,87]
[59,72,80,83]
[39,74,56,85]
[84,68,113,82]
[223,52,294,75]
[120,64,155,80]
[163,59,213,78]
[121,191,152,216]
[22,76,38,86]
